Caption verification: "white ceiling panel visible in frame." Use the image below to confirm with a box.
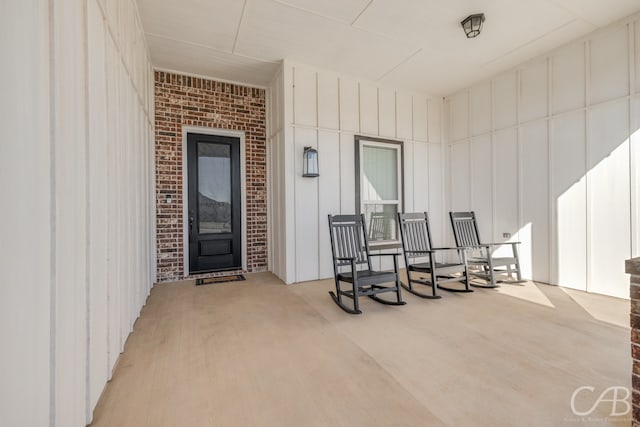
[548,0,640,27]
[378,49,484,95]
[137,0,244,51]
[234,0,419,82]
[355,0,577,64]
[136,0,640,94]
[147,35,279,86]
[273,0,371,23]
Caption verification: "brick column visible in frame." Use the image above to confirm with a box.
[628,258,640,426]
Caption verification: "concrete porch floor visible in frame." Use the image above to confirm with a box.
[91,272,630,426]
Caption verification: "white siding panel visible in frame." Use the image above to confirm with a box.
[359,83,378,135]
[493,129,519,258]
[428,98,441,143]
[470,83,491,136]
[470,135,493,242]
[413,142,429,211]
[429,143,445,246]
[339,78,359,132]
[493,72,517,130]
[551,112,587,290]
[403,141,415,212]
[318,131,341,279]
[317,71,339,130]
[0,2,51,425]
[413,95,428,142]
[294,128,319,282]
[520,121,549,282]
[590,26,629,105]
[552,43,585,114]
[636,21,640,94]
[588,100,630,298]
[449,92,469,142]
[519,60,548,123]
[87,0,109,413]
[396,91,413,140]
[53,0,88,424]
[379,87,396,138]
[293,66,317,127]
[339,133,356,214]
[106,32,121,376]
[450,142,470,211]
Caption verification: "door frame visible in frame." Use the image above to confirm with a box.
[182,126,247,276]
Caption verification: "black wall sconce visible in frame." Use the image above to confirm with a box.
[303,146,319,177]
[461,13,485,38]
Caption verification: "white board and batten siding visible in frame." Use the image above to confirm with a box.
[1,0,155,425]
[445,15,640,299]
[269,61,445,284]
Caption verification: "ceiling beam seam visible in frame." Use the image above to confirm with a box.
[351,0,374,26]
[232,0,248,54]
[375,48,423,82]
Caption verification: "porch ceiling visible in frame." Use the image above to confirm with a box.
[136,0,640,94]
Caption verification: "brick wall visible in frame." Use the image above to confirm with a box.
[154,71,267,282]
[629,258,640,426]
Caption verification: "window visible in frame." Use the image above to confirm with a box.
[355,136,404,245]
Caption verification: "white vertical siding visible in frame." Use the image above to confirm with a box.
[552,111,587,290]
[520,121,550,282]
[0,0,155,425]
[445,16,640,298]
[269,61,444,283]
[0,2,51,426]
[52,1,88,424]
[587,100,630,296]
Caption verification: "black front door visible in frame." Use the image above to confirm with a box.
[187,133,241,273]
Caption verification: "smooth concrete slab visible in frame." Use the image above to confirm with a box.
[91,272,631,427]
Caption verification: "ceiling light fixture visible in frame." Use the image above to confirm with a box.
[461,13,485,38]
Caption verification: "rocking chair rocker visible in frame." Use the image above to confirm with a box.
[327,214,406,314]
[449,211,524,287]
[398,212,472,298]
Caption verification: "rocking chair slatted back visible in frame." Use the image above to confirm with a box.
[397,212,433,259]
[450,211,481,248]
[328,214,370,269]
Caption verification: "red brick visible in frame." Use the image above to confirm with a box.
[155,71,267,282]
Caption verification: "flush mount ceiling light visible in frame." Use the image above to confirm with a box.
[461,13,485,38]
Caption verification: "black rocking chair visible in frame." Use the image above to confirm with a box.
[328,214,406,314]
[398,212,472,298]
[449,211,524,287]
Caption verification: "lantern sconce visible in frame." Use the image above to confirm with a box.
[302,146,319,177]
[461,13,485,38]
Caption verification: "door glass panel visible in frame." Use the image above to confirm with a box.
[364,204,398,242]
[198,142,231,234]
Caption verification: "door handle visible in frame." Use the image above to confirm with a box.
[189,216,194,232]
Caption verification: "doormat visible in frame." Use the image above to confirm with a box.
[196,275,245,286]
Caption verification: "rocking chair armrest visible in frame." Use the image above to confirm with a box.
[483,241,521,247]
[403,249,434,254]
[334,256,357,261]
[431,246,464,252]
[369,252,402,258]
[459,244,491,250]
